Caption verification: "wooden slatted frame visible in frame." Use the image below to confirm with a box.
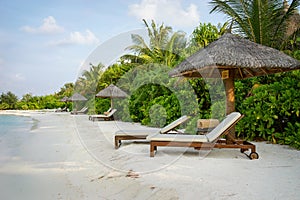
[149,115,258,159]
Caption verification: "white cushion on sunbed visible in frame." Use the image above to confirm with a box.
[115,129,160,136]
[148,112,242,143]
[115,115,189,137]
[206,112,241,142]
[90,114,107,118]
[90,109,117,118]
[160,115,189,134]
[148,134,208,142]
[106,109,117,117]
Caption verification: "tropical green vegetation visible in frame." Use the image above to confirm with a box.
[0,92,18,110]
[123,19,187,67]
[0,83,74,110]
[208,0,300,149]
[209,0,300,49]
[1,1,300,149]
[235,70,300,149]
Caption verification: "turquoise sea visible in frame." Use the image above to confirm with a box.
[0,115,32,134]
[0,115,33,163]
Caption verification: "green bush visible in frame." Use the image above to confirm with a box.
[147,104,167,127]
[282,122,300,149]
[236,71,300,149]
[0,103,10,110]
[128,84,178,125]
[0,92,18,109]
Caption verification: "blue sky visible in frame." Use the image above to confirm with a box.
[0,0,228,98]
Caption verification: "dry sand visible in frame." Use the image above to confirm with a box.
[0,110,300,200]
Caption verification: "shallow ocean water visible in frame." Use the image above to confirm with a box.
[0,115,33,163]
[0,115,33,133]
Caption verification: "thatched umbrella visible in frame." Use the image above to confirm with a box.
[68,93,87,102]
[67,93,87,112]
[95,84,128,108]
[170,33,300,141]
[60,96,69,102]
[59,96,69,110]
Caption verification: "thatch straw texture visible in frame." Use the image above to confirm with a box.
[68,93,87,102]
[170,33,300,79]
[96,84,128,98]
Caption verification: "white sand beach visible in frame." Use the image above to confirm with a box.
[1,110,300,200]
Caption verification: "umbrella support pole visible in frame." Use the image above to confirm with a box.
[224,71,236,144]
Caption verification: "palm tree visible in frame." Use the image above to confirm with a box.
[75,63,104,97]
[209,0,300,49]
[97,62,133,91]
[123,19,187,67]
[187,22,229,56]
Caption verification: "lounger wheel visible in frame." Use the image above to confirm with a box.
[249,152,259,160]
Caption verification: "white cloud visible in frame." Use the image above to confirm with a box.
[128,0,200,27]
[2,73,26,83]
[21,16,64,34]
[14,73,26,81]
[50,30,99,46]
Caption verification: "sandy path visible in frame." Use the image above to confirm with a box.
[1,110,300,200]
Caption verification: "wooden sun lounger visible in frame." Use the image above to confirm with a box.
[114,115,189,149]
[147,112,258,160]
[55,107,68,112]
[114,129,159,149]
[71,107,88,115]
[89,109,117,121]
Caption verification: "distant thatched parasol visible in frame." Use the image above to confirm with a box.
[170,33,300,141]
[60,96,69,102]
[95,84,128,108]
[68,93,87,102]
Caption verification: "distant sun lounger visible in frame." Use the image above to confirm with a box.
[114,115,189,149]
[88,109,117,121]
[55,107,68,112]
[71,107,88,115]
[147,112,258,160]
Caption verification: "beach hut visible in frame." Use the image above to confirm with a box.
[170,33,300,141]
[95,84,128,108]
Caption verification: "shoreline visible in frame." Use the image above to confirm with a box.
[1,110,300,199]
[0,110,41,131]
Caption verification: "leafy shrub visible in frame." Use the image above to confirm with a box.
[236,71,300,149]
[0,92,18,109]
[147,104,167,127]
[0,103,10,110]
[282,122,300,149]
[129,84,178,125]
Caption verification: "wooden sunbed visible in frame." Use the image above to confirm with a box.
[147,112,258,159]
[114,115,189,149]
[71,107,88,115]
[55,107,68,112]
[88,109,117,121]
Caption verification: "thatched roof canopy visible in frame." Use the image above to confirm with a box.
[96,84,128,98]
[60,96,69,102]
[170,33,300,79]
[68,93,87,102]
